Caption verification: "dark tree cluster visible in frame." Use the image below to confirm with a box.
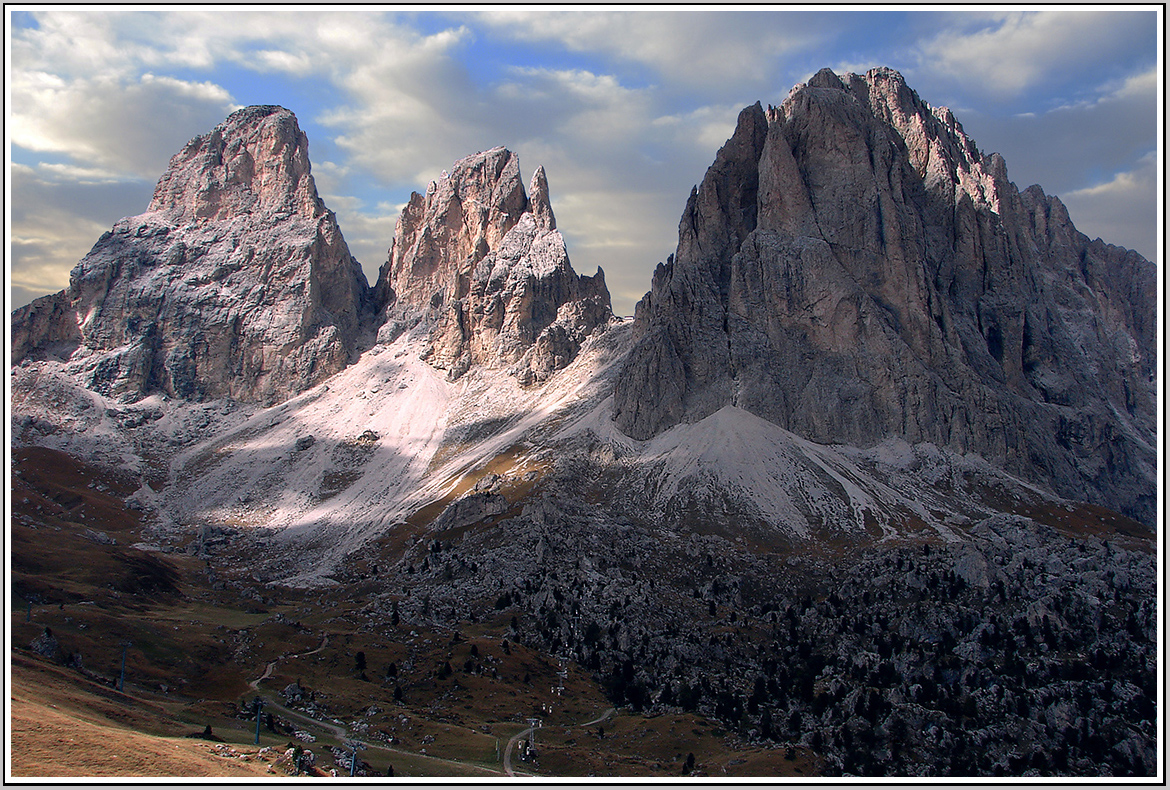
[380,474,1155,777]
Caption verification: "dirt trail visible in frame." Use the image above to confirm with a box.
[258,694,500,776]
[296,633,330,657]
[248,632,329,690]
[504,707,614,777]
[248,661,275,690]
[246,634,500,776]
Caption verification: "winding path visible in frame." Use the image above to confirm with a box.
[248,632,329,690]
[248,633,613,777]
[247,632,500,775]
[503,722,538,777]
[259,693,500,776]
[503,708,614,777]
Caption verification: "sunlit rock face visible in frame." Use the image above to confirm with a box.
[374,148,612,383]
[613,67,1156,525]
[12,105,371,405]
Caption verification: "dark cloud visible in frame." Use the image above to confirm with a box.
[956,76,1156,197]
[943,71,1157,260]
[11,164,154,225]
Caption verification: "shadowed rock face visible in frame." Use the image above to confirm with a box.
[613,67,1156,525]
[374,147,611,382]
[12,105,371,405]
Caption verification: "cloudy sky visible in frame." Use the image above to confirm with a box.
[7,6,1161,315]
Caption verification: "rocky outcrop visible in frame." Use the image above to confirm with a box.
[11,290,79,364]
[613,68,1156,525]
[431,491,509,533]
[374,148,611,382]
[12,106,371,404]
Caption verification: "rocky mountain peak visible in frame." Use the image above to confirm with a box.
[12,106,370,405]
[147,105,324,225]
[614,67,1156,525]
[376,149,611,382]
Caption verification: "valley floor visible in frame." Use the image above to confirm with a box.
[7,445,823,779]
[8,358,1158,780]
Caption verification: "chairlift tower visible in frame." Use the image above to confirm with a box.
[118,641,132,692]
[344,739,366,776]
[253,696,264,744]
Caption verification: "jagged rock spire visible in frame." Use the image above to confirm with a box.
[375,147,527,313]
[527,165,556,230]
[376,148,610,382]
[148,105,326,224]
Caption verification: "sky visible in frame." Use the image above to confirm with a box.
[6,6,1162,317]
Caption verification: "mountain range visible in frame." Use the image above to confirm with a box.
[10,67,1157,777]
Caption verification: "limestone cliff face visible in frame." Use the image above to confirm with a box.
[374,148,611,382]
[613,68,1156,524]
[12,106,371,404]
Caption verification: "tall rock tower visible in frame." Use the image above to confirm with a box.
[613,68,1156,524]
[12,106,371,405]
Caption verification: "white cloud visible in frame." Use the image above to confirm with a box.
[916,10,1155,98]
[953,60,1155,222]
[252,48,316,76]
[312,160,397,279]
[11,70,236,178]
[653,103,743,154]
[7,9,764,316]
[330,207,400,282]
[1065,153,1156,201]
[498,67,654,147]
[9,8,1155,317]
[7,10,489,306]
[7,11,248,308]
[9,164,155,308]
[554,187,681,316]
[13,10,342,76]
[1087,67,1157,108]
[479,10,821,92]
[293,19,482,185]
[10,11,133,77]
[35,162,126,184]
